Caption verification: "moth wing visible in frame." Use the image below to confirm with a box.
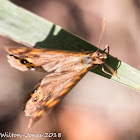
[5,46,92,130]
[24,68,89,131]
[5,46,85,72]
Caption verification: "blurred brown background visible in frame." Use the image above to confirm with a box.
[0,0,140,140]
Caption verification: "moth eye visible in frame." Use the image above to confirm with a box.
[32,96,39,102]
[20,59,28,64]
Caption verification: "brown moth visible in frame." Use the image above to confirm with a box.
[5,46,118,131]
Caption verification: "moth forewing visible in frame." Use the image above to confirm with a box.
[5,46,89,72]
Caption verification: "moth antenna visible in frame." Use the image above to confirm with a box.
[98,18,106,48]
[102,63,119,78]
[103,45,110,53]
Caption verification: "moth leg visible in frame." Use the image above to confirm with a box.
[101,64,112,76]
[101,63,119,78]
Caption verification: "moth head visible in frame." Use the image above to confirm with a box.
[91,50,107,64]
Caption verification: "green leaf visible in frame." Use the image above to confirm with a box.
[0,0,140,91]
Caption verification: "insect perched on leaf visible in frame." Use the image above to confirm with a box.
[4,19,119,131]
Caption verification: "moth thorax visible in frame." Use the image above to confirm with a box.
[91,51,107,64]
[82,56,93,65]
